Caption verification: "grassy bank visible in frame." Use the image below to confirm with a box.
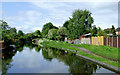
[40,39,119,68]
[47,41,118,61]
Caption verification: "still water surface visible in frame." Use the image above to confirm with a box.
[2,42,116,74]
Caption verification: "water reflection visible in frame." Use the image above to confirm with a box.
[42,47,99,74]
[2,42,114,74]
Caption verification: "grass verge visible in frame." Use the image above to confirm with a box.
[40,40,119,68]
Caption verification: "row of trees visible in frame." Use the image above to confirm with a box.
[41,9,117,41]
[0,20,42,47]
[1,9,117,45]
[41,9,94,41]
[91,25,116,37]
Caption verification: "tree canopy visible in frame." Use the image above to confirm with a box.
[111,25,116,35]
[42,22,58,38]
[63,20,69,30]
[18,30,24,36]
[47,29,58,40]
[34,30,41,38]
[91,26,97,36]
[67,9,94,39]
[57,27,67,41]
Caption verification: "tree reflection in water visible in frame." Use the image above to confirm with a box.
[2,41,41,74]
[2,42,101,74]
[42,47,101,74]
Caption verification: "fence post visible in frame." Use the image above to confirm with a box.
[106,37,108,46]
[112,36,113,47]
[117,36,118,48]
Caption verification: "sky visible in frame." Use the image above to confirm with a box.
[1,0,119,33]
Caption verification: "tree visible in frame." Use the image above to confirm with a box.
[111,25,116,35]
[0,20,17,46]
[42,22,58,38]
[18,30,24,36]
[34,30,41,38]
[47,29,58,40]
[63,20,69,30]
[67,9,94,39]
[97,27,107,36]
[91,26,97,36]
[57,27,67,41]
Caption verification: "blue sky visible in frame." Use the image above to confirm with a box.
[1,1,118,33]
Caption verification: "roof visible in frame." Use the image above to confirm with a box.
[116,27,120,31]
[82,33,91,36]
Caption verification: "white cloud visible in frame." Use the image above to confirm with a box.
[3,10,43,33]
[3,2,118,33]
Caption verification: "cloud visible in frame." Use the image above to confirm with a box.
[3,10,43,33]
[2,2,118,33]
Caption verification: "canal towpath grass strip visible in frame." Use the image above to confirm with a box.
[40,40,120,69]
[50,40,119,61]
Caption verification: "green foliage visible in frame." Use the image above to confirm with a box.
[91,26,97,36]
[97,27,108,37]
[47,29,58,40]
[42,28,50,38]
[0,20,17,46]
[18,30,24,36]
[67,9,94,39]
[57,27,67,41]
[111,25,116,35]
[42,22,58,38]
[34,30,41,38]
[63,20,69,30]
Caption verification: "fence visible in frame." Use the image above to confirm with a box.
[91,36,120,48]
[103,36,120,48]
[81,38,91,44]
[91,36,104,45]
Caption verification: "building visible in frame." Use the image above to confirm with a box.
[116,27,120,35]
[80,33,91,38]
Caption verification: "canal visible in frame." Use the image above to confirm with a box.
[2,42,117,74]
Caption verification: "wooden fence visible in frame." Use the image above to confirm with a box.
[91,36,104,45]
[91,36,120,48]
[103,36,120,48]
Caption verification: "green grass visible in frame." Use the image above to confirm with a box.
[41,40,119,68]
[72,44,118,61]
[46,40,118,61]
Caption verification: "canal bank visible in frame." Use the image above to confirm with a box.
[2,42,117,74]
[39,39,120,74]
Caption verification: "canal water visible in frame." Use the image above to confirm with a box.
[2,42,117,74]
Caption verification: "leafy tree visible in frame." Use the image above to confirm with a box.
[63,20,69,30]
[42,28,50,38]
[0,20,18,46]
[67,9,94,39]
[0,20,10,30]
[111,25,116,35]
[18,30,24,36]
[42,22,58,38]
[47,29,58,40]
[34,30,41,38]
[57,27,67,41]
[91,26,97,36]
[97,27,107,36]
